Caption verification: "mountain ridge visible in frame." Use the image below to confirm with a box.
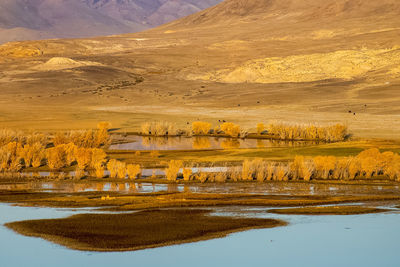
[0,0,222,44]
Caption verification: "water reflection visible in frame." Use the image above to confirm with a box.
[0,204,400,267]
[1,181,398,196]
[109,135,316,151]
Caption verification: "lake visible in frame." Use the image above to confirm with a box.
[1,203,399,267]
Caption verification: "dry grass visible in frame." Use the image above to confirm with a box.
[5,209,285,252]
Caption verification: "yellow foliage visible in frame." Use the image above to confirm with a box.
[141,121,178,136]
[94,166,105,178]
[64,143,77,166]
[52,126,110,148]
[107,159,126,179]
[267,122,348,142]
[241,159,253,181]
[116,161,127,179]
[90,148,107,169]
[220,122,241,137]
[257,123,265,135]
[313,156,337,179]
[183,168,192,181]
[165,160,183,181]
[46,145,67,170]
[74,147,92,170]
[275,164,289,181]
[127,164,141,180]
[192,121,212,135]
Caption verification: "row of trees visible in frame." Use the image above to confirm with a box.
[266,122,348,142]
[52,122,110,148]
[162,149,400,182]
[106,159,141,179]
[141,121,179,136]
[0,129,48,147]
[140,120,348,142]
[0,141,46,171]
[236,149,400,182]
[0,123,110,173]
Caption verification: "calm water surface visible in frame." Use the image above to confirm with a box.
[1,203,399,267]
[109,135,315,151]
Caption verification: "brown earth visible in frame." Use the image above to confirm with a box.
[0,0,399,139]
[5,209,285,251]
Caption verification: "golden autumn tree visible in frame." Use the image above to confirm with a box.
[107,159,119,179]
[165,160,183,181]
[313,156,337,179]
[46,145,67,170]
[74,147,92,170]
[192,121,212,135]
[182,168,192,181]
[90,148,107,178]
[127,164,141,180]
[220,122,241,137]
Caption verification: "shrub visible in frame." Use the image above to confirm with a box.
[267,122,348,142]
[116,161,127,179]
[313,156,337,179]
[46,145,67,170]
[257,123,265,135]
[141,121,178,136]
[53,132,68,146]
[241,159,253,181]
[165,160,183,181]
[275,164,289,181]
[19,142,46,168]
[301,160,314,181]
[192,121,211,135]
[215,172,228,182]
[183,168,192,181]
[31,143,46,168]
[290,155,304,180]
[95,122,111,147]
[220,122,241,137]
[127,164,141,180]
[74,147,92,170]
[107,159,119,179]
[94,165,105,178]
[90,148,107,169]
[64,143,77,166]
[90,148,107,178]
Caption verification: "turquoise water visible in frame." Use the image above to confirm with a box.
[1,204,399,267]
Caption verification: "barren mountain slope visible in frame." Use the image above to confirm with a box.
[0,0,222,43]
[0,0,399,139]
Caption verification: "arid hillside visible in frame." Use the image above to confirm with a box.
[0,0,399,138]
[0,0,222,43]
